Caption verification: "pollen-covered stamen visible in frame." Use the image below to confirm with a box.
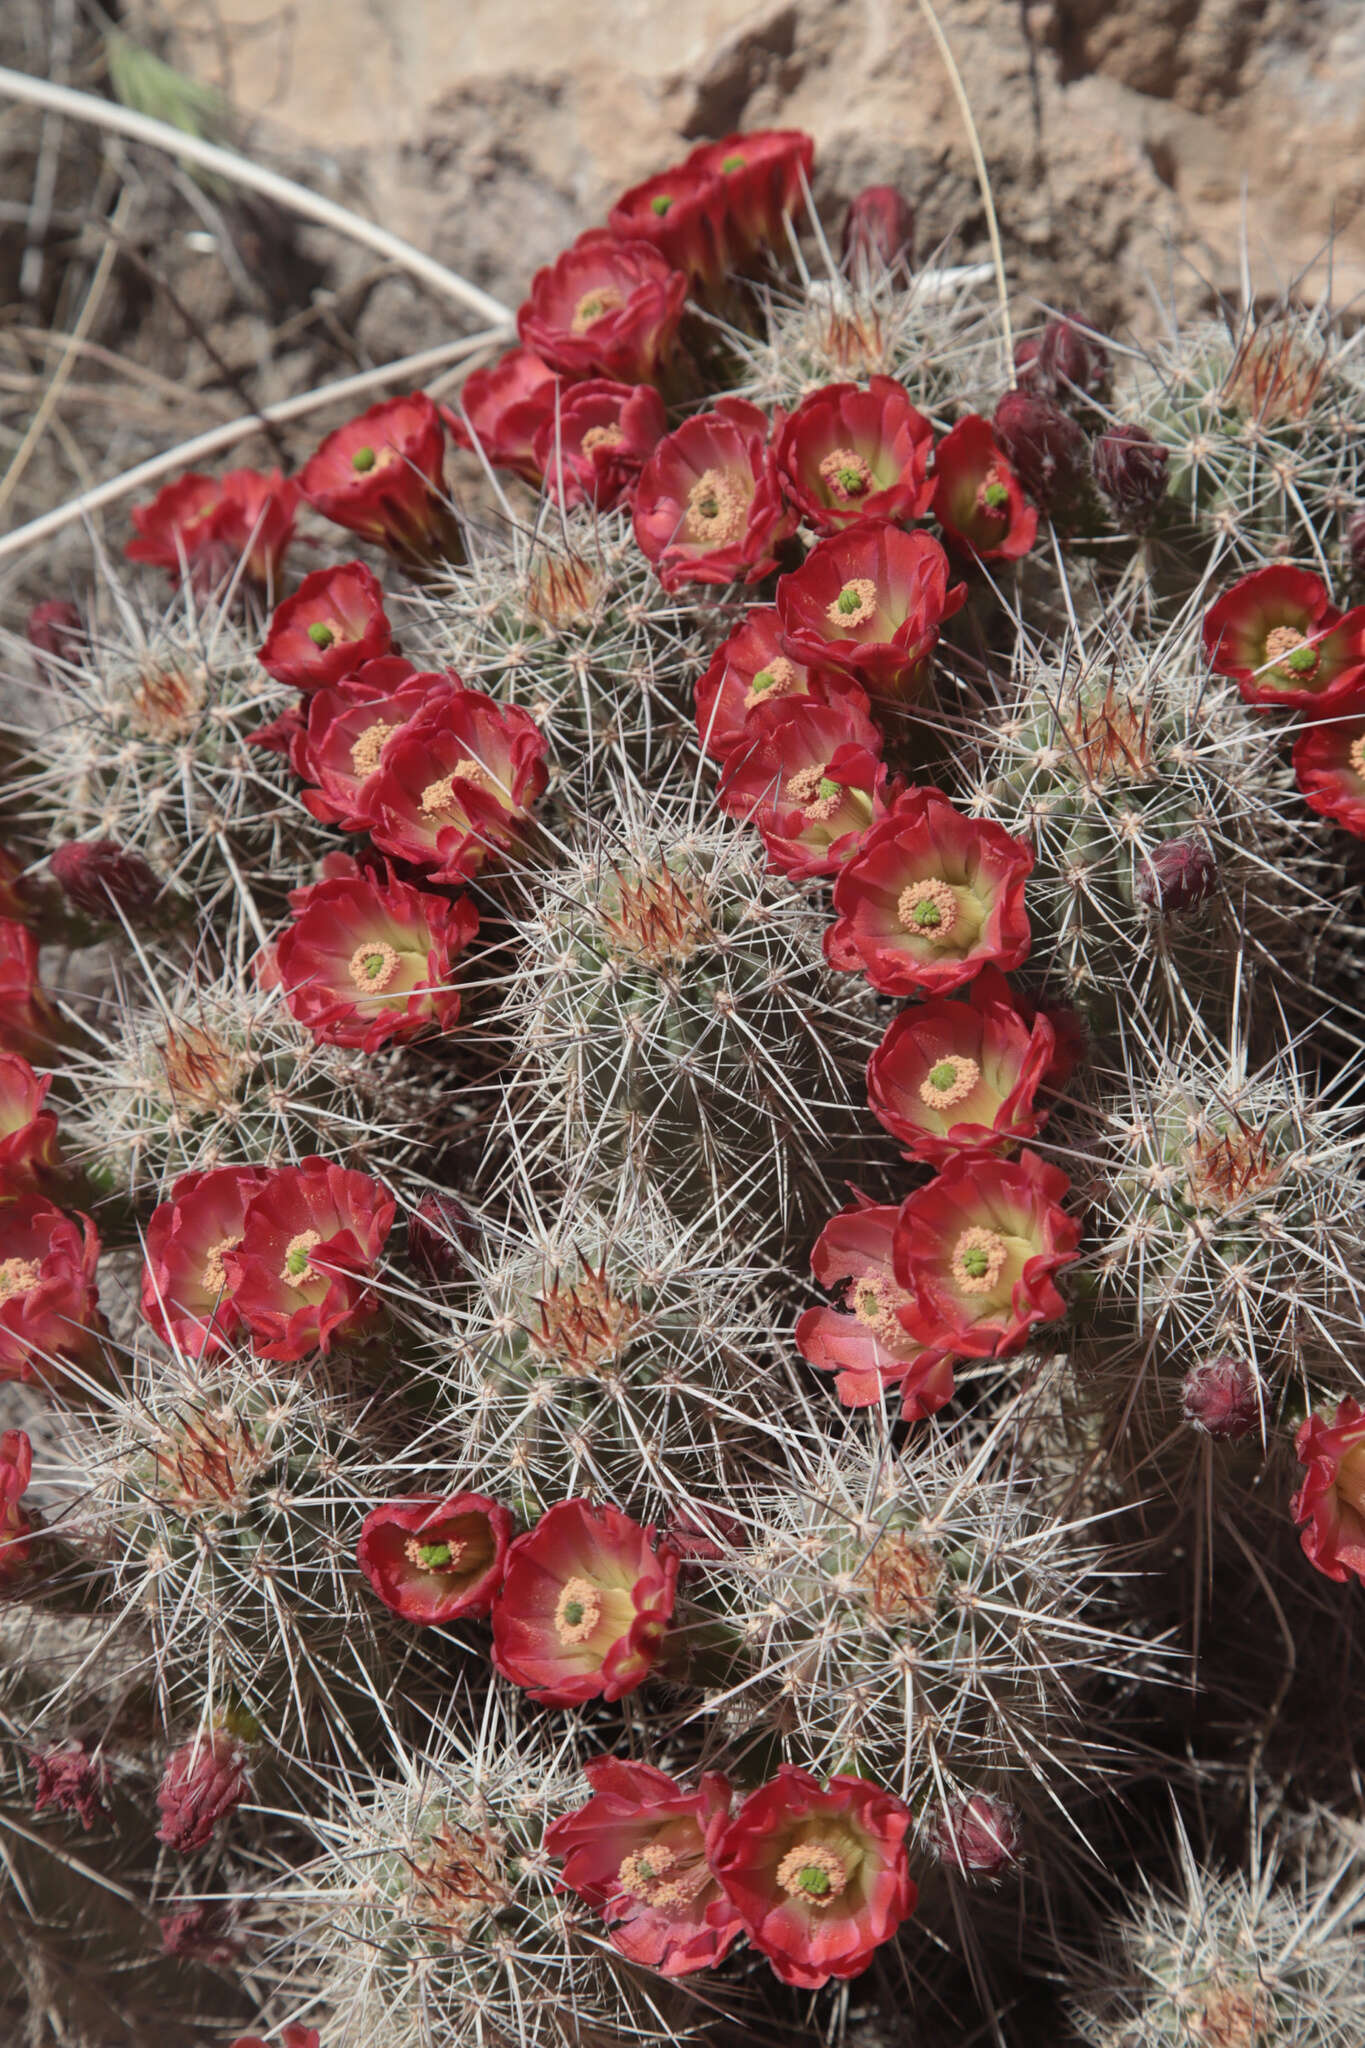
[580,424,626,456]
[744,655,800,707]
[1263,624,1319,677]
[553,1576,602,1645]
[280,1230,324,1289]
[571,286,625,334]
[0,1258,42,1303]
[683,469,748,547]
[419,759,493,820]
[975,466,1012,515]
[1351,734,1365,781]
[200,1236,239,1299]
[826,577,878,628]
[818,447,875,501]
[849,1274,904,1346]
[617,1842,711,1908]
[897,877,959,938]
[951,1226,1009,1295]
[785,762,842,819]
[307,621,336,649]
[348,941,401,993]
[919,1054,981,1110]
[350,720,398,779]
[776,1842,848,1907]
[404,1535,465,1573]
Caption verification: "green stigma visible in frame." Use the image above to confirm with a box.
[562,1599,585,1627]
[912,900,943,928]
[359,951,386,980]
[650,194,673,217]
[816,776,841,803]
[751,667,777,693]
[837,467,867,494]
[351,445,377,473]
[983,481,1010,509]
[1285,643,1317,673]
[721,154,746,172]
[835,585,863,615]
[796,1866,832,1897]
[286,1246,310,1276]
[412,1541,453,1571]
[307,622,335,648]
[928,1060,958,1090]
[961,1245,990,1278]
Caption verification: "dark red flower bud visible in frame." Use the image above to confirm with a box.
[155,1730,247,1852]
[1134,837,1217,916]
[841,186,915,272]
[1347,509,1365,582]
[26,600,85,680]
[1182,1356,1260,1440]
[665,1505,747,1564]
[993,391,1089,514]
[929,1793,1020,1878]
[159,1904,241,1964]
[407,1192,478,1287]
[1092,424,1170,530]
[49,840,162,921]
[1015,314,1109,403]
[31,1743,110,1830]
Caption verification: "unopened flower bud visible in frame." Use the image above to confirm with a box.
[1347,508,1365,583]
[1182,1356,1259,1440]
[993,391,1089,513]
[929,1793,1021,1877]
[1093,424,1170,530]
[1016,314,1109,402]
[26,600,85,682]
[841,185,916,271]
[155,1730,247,1852]
[50,840,162,921]
[1135,837,1217,916]
[407,1191,478,1287]
[159,1904,241,1964]
[31,1743,110,1830]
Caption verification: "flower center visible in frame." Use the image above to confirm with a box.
[348,941,401,993]
[200,1235,239,1299]
[776,1842,848,1907]
[617,1842,710,1908]
[951,1226,1009,1295]
[571,286,625,334]
[580,424,626,456]
[826,577,878,628]
[350,720,398,780]
[403,1535,465,1573]
[350,446,377,473]
[1264,623,1319,677]
[975,466,1012,515]
[897,877,959,937]
[1351,734,1365,782]
[0,1257,42,1303]
[280,1230,323,1288]
[554,1576,603,1644]
[818,447,874,501]
[919,1054,981,1109]
[649,193,674,217]
[683,469,748,547]
[744,656,800,707]
[721,153,746,172]
[418,758,494,821]
[849,1274,904,1345]
[785,762,844,820]
[307,621,336,649]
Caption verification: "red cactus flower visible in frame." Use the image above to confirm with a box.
[0,1193,104,1389]
[714,1765,915,1989]
[546,1757,743,1977]
[32,1743,110,1830]
[140,1164,270,1359]
[928,1794,1020,1879]
[775,522,966,704]
[893,1149,1079,1359]
[695,606,865,762]
[272,865,478,1053]
[126,468,298,592]
[357,1492,512,1623]
[633,399,794,591]
[841,185,915,271]
[518,229,688,385]
[490,1498,679,1706]
[0,1429,34,1581]
[866,967,1055,1165]
[930,414,1037,562]
[0,920,57,1061]
[258,563,392,693]
[534,379,667,511]
[1292,1396,1365,1585]
[445,347,562,483]
[1203,565,1365,713]
[291,658,458,831]
[155,1729,248,1852]
[0,1055,59,1182]
[26,599,85,680]
[825,787,1033,995]
[225,1158,394,1364]
[50,840,161,922]
[682,129,814,261]
[299,394,457,568]
[718,696,893,879]
[796,1200,955,1418]
[774,378,934,534]
[608,166,729,295]
[1293,714,1365,837]
[364,690,549,882]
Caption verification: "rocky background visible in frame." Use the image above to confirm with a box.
[2,0,1364,596]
